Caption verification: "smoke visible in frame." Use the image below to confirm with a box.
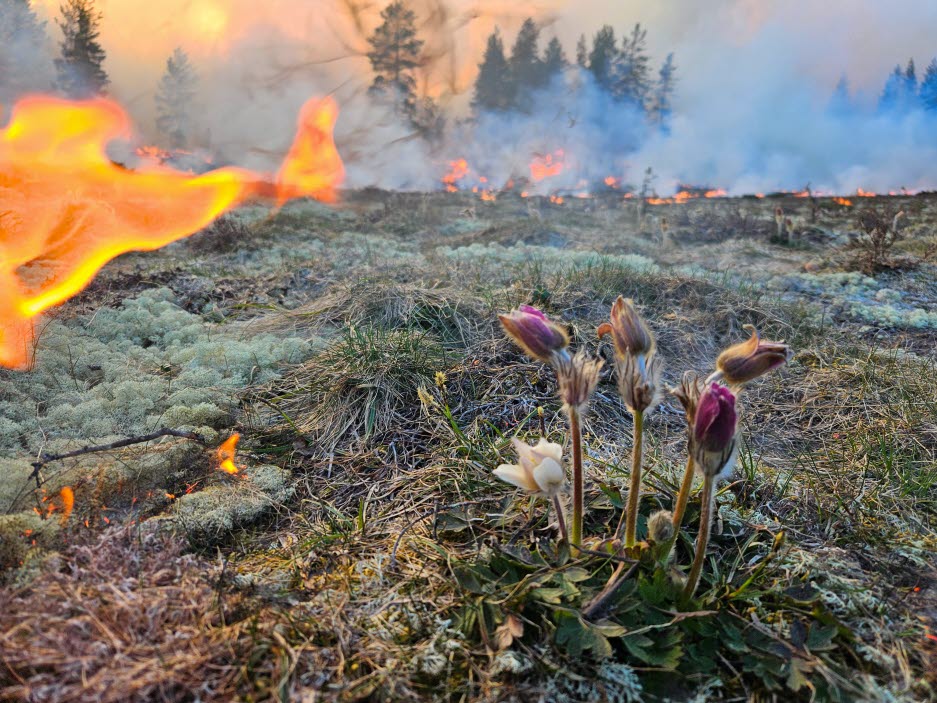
[16,0,937,193]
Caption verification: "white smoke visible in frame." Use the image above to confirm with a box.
[16,0,937,193]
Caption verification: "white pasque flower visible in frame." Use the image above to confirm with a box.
[493,437,566,496]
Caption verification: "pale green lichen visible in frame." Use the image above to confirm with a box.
[544,661,644,703]
[171,464,294,542]
[438,242,659,275]
[0,288,308,458]
[0,289,308,514]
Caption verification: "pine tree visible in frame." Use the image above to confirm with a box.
[472,29,511,113]
[649,52,676,128]
[904,58,917,99]
[55,0,108,98]
[367,0,423,117]
[879,64,904,112]
[0,0,49,101]
[543,36,567,82]
[921,58,937,112]
[509,18,544,111]
[155,47,197,148]
[587,25,616,91]
[612,23,650,107]
[829,74,851,114]
[575,34,588,68]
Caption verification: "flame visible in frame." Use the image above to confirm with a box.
[856,188,876,197]
[0,94,343,368]
[59,486,74,525]
[604,176,619,188]
[216,433,240,474]
[442,158,469,192]
[529,150,564,182]
[549,194,564,205]
[833,196,853,206]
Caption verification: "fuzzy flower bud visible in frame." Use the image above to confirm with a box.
[493,437,566,496]
[554,350,603,413]
[499,305,569,364]
[597,296,655,360]
[692,383,738,477]
[614,351,662,414]
[671,370,705,427]
[647,510,675,544]
[715,325,792,387]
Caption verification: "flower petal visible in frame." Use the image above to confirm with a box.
[532,457,565,495]
[494,464,539,492]
[530,437,563,464]
[511,437,539,473]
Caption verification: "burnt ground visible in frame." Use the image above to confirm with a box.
[0,191,935,702]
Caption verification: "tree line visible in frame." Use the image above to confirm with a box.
[473,20,676,128]
[365,3,678,137]
[877,58,937,113]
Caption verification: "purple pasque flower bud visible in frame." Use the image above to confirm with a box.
[499,305,569,364]
[715,325,791,387]
[692,383,738,477]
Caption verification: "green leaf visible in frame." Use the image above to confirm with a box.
[554,611,615,659]
[563,566,592,583]
[453,564,496,594]
[597,481,625,508]
[532,587,567,605]
[806,623,837,652]
[786,657,815,693]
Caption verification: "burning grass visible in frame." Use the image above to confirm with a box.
[1,192,935,701]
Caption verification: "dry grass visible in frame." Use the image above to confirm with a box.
[0,526,251,702]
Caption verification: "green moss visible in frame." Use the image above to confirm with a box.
[0,511,59,574]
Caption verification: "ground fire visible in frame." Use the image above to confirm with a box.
[0,94,343,368]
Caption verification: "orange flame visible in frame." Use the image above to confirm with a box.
[856,188,876,197]
[833,196,853,206]
[0,94,343,368]
[59,486,74,525]
[530,150,564,182]
[442,158,469,192]
[216,433,240,474]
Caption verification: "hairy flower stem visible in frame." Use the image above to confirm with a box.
[671,455,696,530]
[660,455,695,560]
[568,407,584,550]
[553,494,568,544]
[684,473,715,598]
[620,409,644,547]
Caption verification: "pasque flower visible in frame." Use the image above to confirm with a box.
[555,350,604,414]
[494,437,566,496]
[597,296,655,360]
[684,383,738,598]
[714,325,791,387]
[692,382,738,477]
[499,305,569,364]
[668,371,706,544]
[600,296,661,547]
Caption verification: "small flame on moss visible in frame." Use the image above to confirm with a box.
[59,486,74,525]
[216,433,241,474]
